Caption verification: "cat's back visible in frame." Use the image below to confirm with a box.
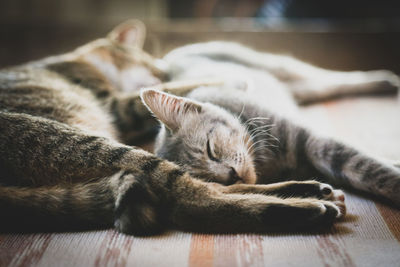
[0,59,117,139]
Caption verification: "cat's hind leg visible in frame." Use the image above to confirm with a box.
[252,49,400,104]
[0,180,116,232]
[289,69,400,104]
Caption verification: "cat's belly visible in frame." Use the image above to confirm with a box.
[245,73,298,118]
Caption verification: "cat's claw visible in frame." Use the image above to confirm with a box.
[319,183,346,218]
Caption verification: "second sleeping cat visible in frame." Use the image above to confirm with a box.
[141,41,400,207]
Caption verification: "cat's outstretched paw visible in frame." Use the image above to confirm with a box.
[319,183,346,218]
[218,180,346,221]
[262,198,342,228]
[368,70,400,90]
[315,200,342,222]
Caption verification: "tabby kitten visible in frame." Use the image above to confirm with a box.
[0,21,345,235]
[141,41,400,207]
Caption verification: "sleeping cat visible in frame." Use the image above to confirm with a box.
[0,21,351,235]
[141,41,400,207]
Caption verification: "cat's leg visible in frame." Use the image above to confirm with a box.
[247,47,400,104]
[168,179,342,233]
[303,131,400,206]
[288,69,400,104]
[0,171,341,234]
[216,180,346,216]
[0,163,343,235]
[220,181,341,200]
[250,49,400,104]
[0,111,341,234]
[0,179,116,231]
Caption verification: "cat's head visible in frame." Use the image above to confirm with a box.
[74,20,166,92]
[141,89,257,185]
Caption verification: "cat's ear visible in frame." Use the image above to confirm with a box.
[141,89,202,132]
[108,20,146,48]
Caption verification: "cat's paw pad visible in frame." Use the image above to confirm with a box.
[322,201,342,220]
[320,184,333,197]
[307,201,341,224]
[332,191,346,218]
[319,183,346,218]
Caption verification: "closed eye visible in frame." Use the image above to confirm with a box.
[206,139,220,162]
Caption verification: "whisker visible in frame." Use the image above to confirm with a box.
[237,104,246,121]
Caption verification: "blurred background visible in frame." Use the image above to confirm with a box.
[0,0,400,72]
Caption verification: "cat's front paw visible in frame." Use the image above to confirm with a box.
[319,183,346,218]
[263,198,342,229]
[315,200,342,223]
[369,70,400,89]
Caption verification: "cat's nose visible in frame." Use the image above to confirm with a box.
[226,167,243,185]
